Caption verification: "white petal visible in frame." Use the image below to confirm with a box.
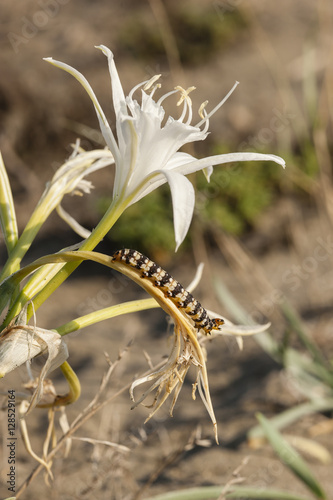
[96,45,130,159]
[43,57,120,164]
[0,329,45,377]
[160,170,195,251]
[129,152,196,204]
[124,120,206,195]
[56,205,91,239]
[27,329,68,412]
[216,322,271,336]
[140,90,165,121]
[37,150,113,226]
[131,151,284,205]
[96,45,127,120]
[173,152,286,176]
[164,151,197,170]
[203,165,213,182]
[0,325,68,382]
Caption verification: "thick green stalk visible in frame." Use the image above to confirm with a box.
[55,298,158,336]
[0,210,45,282]
[2,198,126,324]
[28,199,126,319]
[0,152,18,258]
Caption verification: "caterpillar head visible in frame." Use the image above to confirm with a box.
[211,318,225,331]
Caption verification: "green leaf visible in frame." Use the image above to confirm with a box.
[256,413,327,499]
[147,485,314,500]
[0,152,18,255]
[0,278,18,318]
[249,399,333,441]
[282,303,333,389]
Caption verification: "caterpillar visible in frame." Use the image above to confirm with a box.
[111,249,224,335]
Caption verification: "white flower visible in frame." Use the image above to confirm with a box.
[39,143,114,238]
[0,144,115,283]
[44,46,285,250]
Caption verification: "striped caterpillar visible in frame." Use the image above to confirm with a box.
[111,249,224,335]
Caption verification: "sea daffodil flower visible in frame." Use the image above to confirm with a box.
[44,46,285,250]
[0,146,114,283]
[40,143,114,238]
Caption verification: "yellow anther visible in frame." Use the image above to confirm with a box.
[199,100,208,119]
[175,86,196,106]
[73,190,83,197]
[143,74,162,92]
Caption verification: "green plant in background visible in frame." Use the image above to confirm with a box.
[197,136,322,237]
[196,151,277,235]
[98,131,322,255]
[98,185,182,258]
[145,416,328,499]
[100,158,278,253]
[119,4,246,66]
[210,277,332,500]
[100,150,287,253]
[172,6,246,65]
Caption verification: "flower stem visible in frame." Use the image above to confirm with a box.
[21,199,125,322]
[55,298,158,336]
[57,361,81,405]
[38,361,81,407]
[0,205,46,282]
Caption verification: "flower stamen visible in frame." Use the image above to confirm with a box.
[199,101,210,134]
[143,74,162,92]
[199,100,208,120]
[175,85,196,107]
[157,88,179,106]
[176,86,196,124]
[196,81,239,128]
[128,75,161,101]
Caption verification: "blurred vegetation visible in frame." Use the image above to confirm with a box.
[99,139,320,256]
[119,4,246,66]
[98,186,184,258]
[98,0,330,258]
[195,146,281,235]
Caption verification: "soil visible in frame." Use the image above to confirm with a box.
[0,1,333,499]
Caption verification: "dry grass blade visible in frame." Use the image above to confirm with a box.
[134,426,212,500]
[14,349,167,498]
[146,486,314,500]
[70,436,130,453]
[19,401,54,481]
[147,0,185,85]
[217,457,249,500]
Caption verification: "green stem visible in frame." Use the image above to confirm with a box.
[55,298,158,336]
[0,211,44,282]
[0,152,18,257]
[58,361,81,405]
[26,198,126,321]
[37,361,81,407]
